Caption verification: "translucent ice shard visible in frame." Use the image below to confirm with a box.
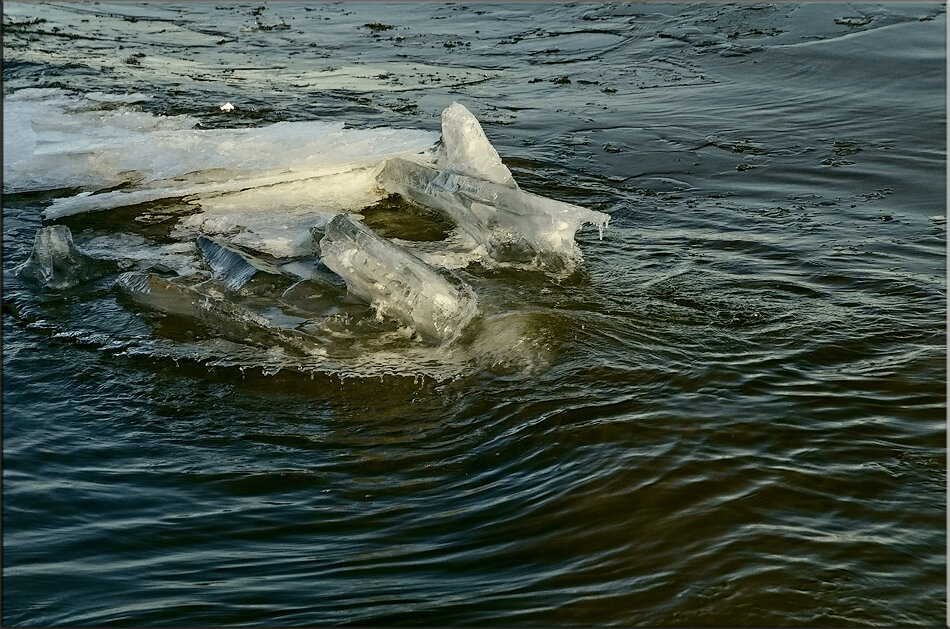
[15,225,112,289]
[116,271,318,355]
[435,102,517,188]
[377,157,609,266]
[196,236,286,291]
[319,214,477,345]
[376,102,609,268]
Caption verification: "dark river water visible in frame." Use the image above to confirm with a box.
[2,2,946,626]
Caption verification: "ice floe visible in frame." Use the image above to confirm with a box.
[6,89,609,373]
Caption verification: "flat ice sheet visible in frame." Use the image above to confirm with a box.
[5,88,438,257]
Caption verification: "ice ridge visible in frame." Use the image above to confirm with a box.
[197,236,286,291]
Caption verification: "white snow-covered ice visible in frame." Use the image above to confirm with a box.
[5,88,437,258]
[196,236,287,291]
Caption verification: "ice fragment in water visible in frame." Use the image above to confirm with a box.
[436,102,517,188]
[319,214,477,345]
[377,102,608,268]
[15,225,112,289]
[116,271,318,355]
[5,89,436,219]
[280,258,346,287]
[377,157,609,266]
[196,236,287,291]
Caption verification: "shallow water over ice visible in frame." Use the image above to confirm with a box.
[3,2,946,627]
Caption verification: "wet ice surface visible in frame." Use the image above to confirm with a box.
[14,225,115,289]
[2,2,946,627]
[377,154,608,268]
[320,213,479,345]
[6,88,602,377]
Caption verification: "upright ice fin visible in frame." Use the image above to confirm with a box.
[377,157,609,267]
[319,214,477,345]
[116,271,317,355]
[377,102,608,269]
[197,236,286,291]
[15,225,112,289]
[436,102,517,188]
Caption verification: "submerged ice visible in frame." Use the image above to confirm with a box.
[116,271,319,356]
[6,89,609,375]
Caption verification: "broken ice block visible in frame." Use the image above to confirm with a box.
[116,271,317,355]
[319,214,477,345]
[15,225,112,289]
[196,235,286,291]
[435,102,517,188]
[376,102,608,267]
[376,157,609,265]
